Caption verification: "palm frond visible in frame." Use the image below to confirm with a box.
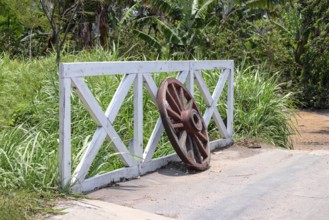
[145,0,179,17]
[270,20,291,35]
[195,0,216,19]
[156,19,183,45]
[120,1,142,25]
[246,0,284,9]
[132,29,162,52]
[192,0,199,15]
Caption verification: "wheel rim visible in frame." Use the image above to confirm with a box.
[157,78,210,171]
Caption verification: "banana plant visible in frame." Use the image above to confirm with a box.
[122,0,216,59]
[240,0,285,9]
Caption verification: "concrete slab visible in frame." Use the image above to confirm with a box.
[49,199,174,220]
[88,146,329,220]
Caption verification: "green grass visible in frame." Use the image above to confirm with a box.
[233,64,296,148]
[0,189,59,220]
[0,50,296,218]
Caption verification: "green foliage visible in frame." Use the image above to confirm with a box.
[298,0,329,108]
[233,64,296,148]
[123,0,216,59]
[5,0,48,29]
[0,125,58,190]
[0,54,53,127]
[0,0,49,57]
[0,2,24,55]
[244,0,285,9]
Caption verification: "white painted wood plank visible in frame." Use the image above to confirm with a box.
[78,153,180,193]
[192,60,233,70]
[195,70,213,106]
[213,109,230,138]
[71,78,134,166]
[203,106,215,127]
[133,74,143,159]
[71,79,102,126]
[187,67,194,97]
[140,153,180,174]
[62,61,190,78]
[143,73,158,102]
[72,74,135,183]
[176,70,189,83]
[78,166,140,193]
[212,69,229,103]
[59,68,72,188]
[143,119,164,162]
[209,138,233,151]
[105,74,136,122]
[201,69,231,138]
[227,66,234,137]
[71,128,107,185]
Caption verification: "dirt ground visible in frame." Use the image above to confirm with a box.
[291,110,329,150]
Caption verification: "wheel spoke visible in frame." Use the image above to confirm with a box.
[186,99,193,110]
[192,138,203,163]
[166,89,181,113]
[186,136,195,162]
[193,136,208,158]
[179,130,187,148]
[167,107,181,121]
[196,131,208,143]
[170,84,184,111]
[179,87,185,108]
[171,122,184,129]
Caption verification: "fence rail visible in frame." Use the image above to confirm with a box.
[59,60,234,192]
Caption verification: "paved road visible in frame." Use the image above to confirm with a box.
[87,146,329,220]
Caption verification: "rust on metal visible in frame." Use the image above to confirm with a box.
[157,78,210,171]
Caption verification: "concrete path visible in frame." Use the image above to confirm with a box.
[88,146,329,220]
[49,198,174,220]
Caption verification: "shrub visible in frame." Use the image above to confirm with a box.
[233,64,296,148]
[298,0,329,108]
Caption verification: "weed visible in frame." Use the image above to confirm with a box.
[0,189,59,220]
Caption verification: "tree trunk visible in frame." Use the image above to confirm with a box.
[78,22,93,49]
[96,2,109,49]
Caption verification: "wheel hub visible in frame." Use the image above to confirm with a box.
[181,109,203,133]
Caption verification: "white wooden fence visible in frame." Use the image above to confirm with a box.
[59,60,234,192]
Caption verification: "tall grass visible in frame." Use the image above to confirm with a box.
[233,64,296,148]
[0,125,58,190]
[0,51,296,192]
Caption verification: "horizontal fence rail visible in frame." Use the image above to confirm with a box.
[59,60,234,192]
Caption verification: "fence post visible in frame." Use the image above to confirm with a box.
[227,62,234,137]
[187,61,195,96]
[132,74,143,161]
[59,64,72,188]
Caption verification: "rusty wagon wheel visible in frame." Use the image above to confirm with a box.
[157,78,210,171]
